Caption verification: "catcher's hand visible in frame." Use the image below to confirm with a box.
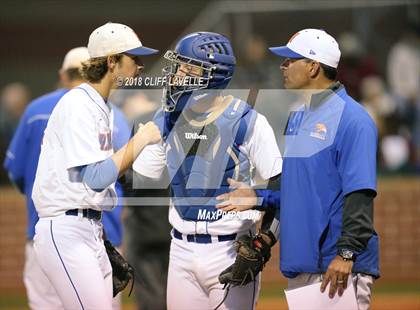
[218,232,274,287]
[104,239,135,297]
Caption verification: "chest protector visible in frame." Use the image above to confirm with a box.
[157,98,257,222]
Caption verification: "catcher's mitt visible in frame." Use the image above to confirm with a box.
[104,239,135,297]
[218,231,275,287]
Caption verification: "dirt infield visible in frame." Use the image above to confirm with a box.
[1,291,419,309]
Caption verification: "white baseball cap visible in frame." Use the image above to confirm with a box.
[269,29,341,68]
[61,47,90,70]
[88,22,158,58]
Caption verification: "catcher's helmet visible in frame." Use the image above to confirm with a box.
[162,32,236,112]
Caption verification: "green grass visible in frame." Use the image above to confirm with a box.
[0,293,27,309]
[1,282,418,309]
[372,283,420,295]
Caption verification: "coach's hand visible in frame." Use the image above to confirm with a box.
[137,121,162,145]
[320,256,353,298]
[216,178,257,211]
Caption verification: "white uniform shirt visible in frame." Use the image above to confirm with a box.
[32,83,116,217]
[133,107,282,235]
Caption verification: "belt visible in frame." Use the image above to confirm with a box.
[173,229,236,244]
[65,209,102,221]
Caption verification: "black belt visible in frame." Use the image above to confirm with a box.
[173,229,237,244]
[65,209,102,221]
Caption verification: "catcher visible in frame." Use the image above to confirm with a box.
[132,31,282,310]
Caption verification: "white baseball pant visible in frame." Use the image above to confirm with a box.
[34,215,113,309]
[167,233,260,310]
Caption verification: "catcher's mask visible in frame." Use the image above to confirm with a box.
[162,32,236,112]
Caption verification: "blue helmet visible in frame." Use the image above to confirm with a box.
[162,32,236,112]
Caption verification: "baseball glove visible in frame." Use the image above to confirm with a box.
[218,232,274,287]
[104,239,135,297]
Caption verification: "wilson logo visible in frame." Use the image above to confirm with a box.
[185,132,207,140]
[310,123,327,140]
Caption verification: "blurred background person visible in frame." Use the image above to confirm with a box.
[0,83,30,141]
[232,35,280,105]
[337,32,379,101]
[360,76,397,138]
[0,83,31,183]
[360,76,410,172]
[387,21,420,171]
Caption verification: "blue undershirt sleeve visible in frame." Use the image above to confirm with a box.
[254,173,282,211]
[79,157,119,192]
[255,189,281,211]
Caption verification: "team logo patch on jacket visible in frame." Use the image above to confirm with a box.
[310,123,327,140]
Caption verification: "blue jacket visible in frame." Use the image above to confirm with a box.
[257,84,379,278]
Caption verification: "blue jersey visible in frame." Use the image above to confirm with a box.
[258,84,379,278]
[102,104,130,246]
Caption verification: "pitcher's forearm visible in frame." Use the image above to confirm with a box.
[111,135,148,176]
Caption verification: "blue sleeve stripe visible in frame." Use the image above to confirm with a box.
[27,114,51,124]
